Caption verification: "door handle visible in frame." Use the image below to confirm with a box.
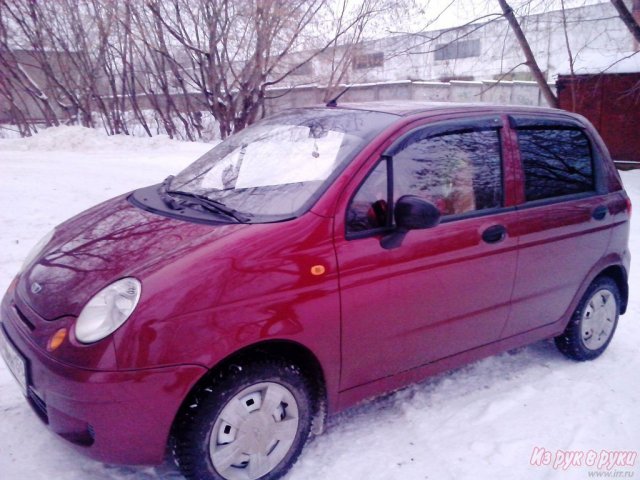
[482,225,507,244]
[592,205,607,221]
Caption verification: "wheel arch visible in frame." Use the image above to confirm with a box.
[169,339,328,445]
[598,265,628,314]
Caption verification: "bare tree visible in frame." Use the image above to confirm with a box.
[0,0,63,128]
[610,0,640,44]
[315,0,398,102]
[10,0,624,138]
[0,68,35,136]
[497,0,558,107]
[144,0,394,138]
[0,0,135,132]
[558,0,578,110]
[0,0,419,139]
[145,0,317,138]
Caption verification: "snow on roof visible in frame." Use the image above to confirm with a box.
[561,51,640,75]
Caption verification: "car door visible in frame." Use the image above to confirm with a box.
[334,116,520,390]
[501,116,618,337]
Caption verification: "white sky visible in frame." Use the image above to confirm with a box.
[416,0,609,30]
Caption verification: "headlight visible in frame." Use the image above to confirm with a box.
[21,229,55,271]
[75,278,142,344]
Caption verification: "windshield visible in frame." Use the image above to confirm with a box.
[168,108,396,222]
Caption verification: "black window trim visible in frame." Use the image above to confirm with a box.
[383,116,503,157]
[439,205,516,224]
[508,114,584,129]
[515,191,599,211]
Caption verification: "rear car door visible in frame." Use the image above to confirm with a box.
[502,115,618,337]
[334,116,520,390]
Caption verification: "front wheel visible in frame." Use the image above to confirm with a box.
[555,277,620,361]
[174,359,314,480]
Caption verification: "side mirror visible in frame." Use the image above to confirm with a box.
[395,195,441,230]
[380,195,441,249]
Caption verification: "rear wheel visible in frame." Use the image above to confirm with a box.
[174,359,313,480]
[555,277,620,361]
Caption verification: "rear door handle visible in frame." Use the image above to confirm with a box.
[482,225,507,244]
[592,205,608,221]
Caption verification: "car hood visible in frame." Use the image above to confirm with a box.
[18,194,244,320]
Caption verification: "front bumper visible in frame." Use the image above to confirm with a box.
[1,286,206,465]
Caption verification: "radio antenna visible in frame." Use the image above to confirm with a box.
[326,85,353,107]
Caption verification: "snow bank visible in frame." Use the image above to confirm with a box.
[0,125,205,153]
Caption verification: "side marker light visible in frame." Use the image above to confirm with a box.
[47,328,67,352]
[310,265,326,276]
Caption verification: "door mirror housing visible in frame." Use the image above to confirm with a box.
[394,195,441,230]
[381,195,441,249]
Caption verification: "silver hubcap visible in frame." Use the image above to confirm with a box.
[209,382,299,480]
[581,289,617,351]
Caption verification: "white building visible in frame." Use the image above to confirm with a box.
[275,1,638,94]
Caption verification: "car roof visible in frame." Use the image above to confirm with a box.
[328,100,569,118]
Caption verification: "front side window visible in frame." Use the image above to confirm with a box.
[517,128,595,202]
[393,129,502,216]
[346,127,503,235]
[346,161,389,233]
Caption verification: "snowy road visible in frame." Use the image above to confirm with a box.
[0,127,638,480]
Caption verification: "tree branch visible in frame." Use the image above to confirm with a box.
[497,0,558,107]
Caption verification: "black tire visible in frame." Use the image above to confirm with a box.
[173,359,314,480]
[555,276,620,361]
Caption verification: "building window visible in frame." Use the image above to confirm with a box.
[290,62,313,76]
[353,51,384,70]
[492,72,534,81]
[439,75,475,82]
[434,39,481,61]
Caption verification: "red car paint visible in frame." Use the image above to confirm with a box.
[0,102,630,465]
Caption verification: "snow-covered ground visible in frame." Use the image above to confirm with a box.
[0,127,638,480]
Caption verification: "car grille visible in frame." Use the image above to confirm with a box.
[14,306,35,331]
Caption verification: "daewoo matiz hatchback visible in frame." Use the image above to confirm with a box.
[0,102,630,480]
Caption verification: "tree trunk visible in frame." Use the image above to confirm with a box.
[497,0,559,107]
[610,0,640,44]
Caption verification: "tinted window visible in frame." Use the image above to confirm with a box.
[346,128,503,234]
[517,128,595,202]
[393,130,503,216]
[346,160,388,233]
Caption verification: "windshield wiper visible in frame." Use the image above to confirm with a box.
[158,176,181,210]
[164,189,250,224]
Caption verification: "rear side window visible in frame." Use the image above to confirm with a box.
[517,128,595,202]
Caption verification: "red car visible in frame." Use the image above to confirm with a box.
[0,102,630,480]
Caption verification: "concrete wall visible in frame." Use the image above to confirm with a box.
[264,79,544,113]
